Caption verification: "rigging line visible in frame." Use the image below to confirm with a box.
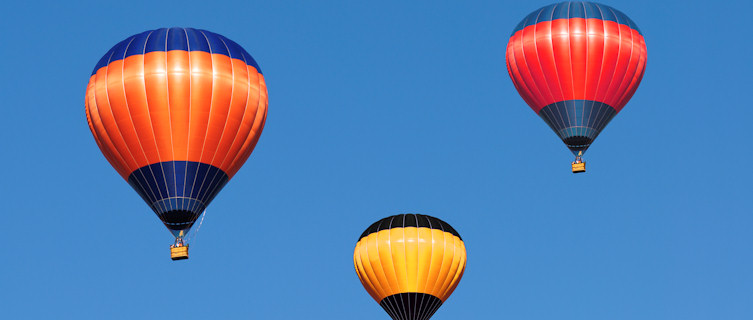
[185,209,207,243]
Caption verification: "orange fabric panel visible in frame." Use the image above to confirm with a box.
[86,75,128,176]
[200,53,234,166]
[211,57,250,167]
[219,66,258,172]
[186,51,214,162]
[122,54,161,166]
[226,70,267,176]
[86,52,268,179]
[142,51,174,165]
[166,50,191,159]
[93,62,139,176]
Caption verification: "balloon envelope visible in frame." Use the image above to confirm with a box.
[85,27,268,238]
[506,1,647,156]
[354,214,466,320]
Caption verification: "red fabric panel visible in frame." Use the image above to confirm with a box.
[506,18,647,113]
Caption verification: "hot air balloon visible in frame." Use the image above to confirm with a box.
[85,28,268,260]
[354,214,466,320]
[506,1,647,173]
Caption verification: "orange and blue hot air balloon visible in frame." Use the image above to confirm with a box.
[85,28,268,259]
[506,1,647,173]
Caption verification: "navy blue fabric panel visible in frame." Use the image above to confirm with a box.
[144,28,168,53]
[552,2,570,20]
[185,28,211,52]
[93,38,128,74]
[583,1,602,18]
[167,28,189,51]
[200,29,230,56]
[124,30,150,57]
[537,100,617,152]
[510,1,642,36]
[599,2,618,23]
[92,28,263,75]
[126,161,230,218]
[93,38,130,74]
[569,1,586,18]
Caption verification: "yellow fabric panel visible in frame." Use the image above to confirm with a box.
[422,228,445,296]
[366,229,393,299]
[416,227,433,295]
[438,236,466,301]
[432,230,455,299]
[354,227,467,302]
[376,229,400,295]
[389,228,409,291]
[354,238,382,302]
[403,227,420,292]
[353,240,371,298]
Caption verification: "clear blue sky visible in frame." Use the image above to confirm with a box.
[1,0,751,319]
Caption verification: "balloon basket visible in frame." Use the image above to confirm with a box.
[571,161,586,173]
[170,245,189,261]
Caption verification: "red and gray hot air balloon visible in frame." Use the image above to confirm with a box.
[85,28,268,259]
[506,1,647,173]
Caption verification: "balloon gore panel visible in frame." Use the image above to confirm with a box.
[127,161,229,231]
[379,293,443,320]
[537,100,618,155]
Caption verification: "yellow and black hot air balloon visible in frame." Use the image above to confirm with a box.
[354,214,466,320]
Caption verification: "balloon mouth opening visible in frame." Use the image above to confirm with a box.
[564,136,593,155]
[159,210,198,238]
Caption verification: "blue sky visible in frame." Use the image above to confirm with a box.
[1,0,752,319]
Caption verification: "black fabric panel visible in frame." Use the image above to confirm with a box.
[359,214,462,241]
[379,292,443,320]
[159,210,197,231]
